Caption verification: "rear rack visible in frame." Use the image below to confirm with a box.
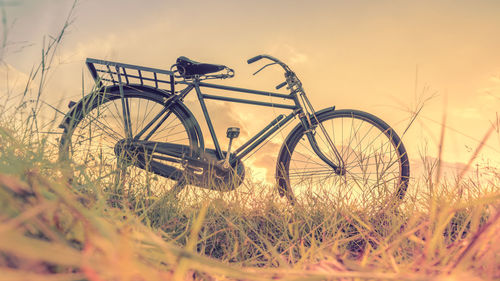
[86,58,176,94]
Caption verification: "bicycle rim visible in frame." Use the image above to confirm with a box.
[60,87,199,194]
[281,109,409,207]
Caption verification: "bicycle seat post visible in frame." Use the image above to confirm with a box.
[222,127,240,169]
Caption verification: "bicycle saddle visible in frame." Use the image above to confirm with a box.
[176,56,226,77]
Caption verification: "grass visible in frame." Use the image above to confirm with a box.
[0,118,499,281]
[1,89,499,280]
[1,2,499,280]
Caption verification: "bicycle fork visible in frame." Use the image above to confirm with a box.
[303,127,346,176]
[297,97,346,176]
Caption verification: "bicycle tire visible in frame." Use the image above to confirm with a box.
[59,85,201,192]
[276,109,410,207]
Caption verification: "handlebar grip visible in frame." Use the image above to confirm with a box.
[247,55,264,64]
[276,81,287,90]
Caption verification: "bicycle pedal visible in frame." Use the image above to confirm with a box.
[222,127,240,169]
[226,127,240,139]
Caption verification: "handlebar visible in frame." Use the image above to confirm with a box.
[247,54,289,70]
[247,55,264,64]
[247,54,299,92]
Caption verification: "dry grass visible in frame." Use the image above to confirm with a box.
[0,117,499,280]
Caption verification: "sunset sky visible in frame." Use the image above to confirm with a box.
[1,0,499,181]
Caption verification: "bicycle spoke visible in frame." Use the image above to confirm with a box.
[282,109,408,206]
[61,92,197,196]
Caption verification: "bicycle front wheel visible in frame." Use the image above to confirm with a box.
[59,86,200,193]
[277,109,410,207]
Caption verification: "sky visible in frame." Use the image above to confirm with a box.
[1,0,499,182]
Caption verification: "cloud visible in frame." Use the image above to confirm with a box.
[489,73,500,83]
[58,33,121,64]
[250,141,282,184]
[0,63,30,98]
[268,44,309,66]
[285,45,309,65]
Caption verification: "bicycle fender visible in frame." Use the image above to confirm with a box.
[275,106,335,197]
[59,84,205,150]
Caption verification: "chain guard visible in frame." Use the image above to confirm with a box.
[114,140,245,191]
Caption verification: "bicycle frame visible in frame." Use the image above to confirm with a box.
[141,78,341,172]
[83,57,341,173]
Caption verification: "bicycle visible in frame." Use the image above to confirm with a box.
[59,55,410,205]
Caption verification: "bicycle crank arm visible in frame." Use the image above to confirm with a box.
[305,132,346,176]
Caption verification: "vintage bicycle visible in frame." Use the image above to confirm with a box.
[59,55,410,204]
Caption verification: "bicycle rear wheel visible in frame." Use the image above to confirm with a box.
[277,109,410,207]
[59,86,200,193]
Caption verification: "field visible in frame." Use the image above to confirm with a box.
[1,4,499,280]
[0,105,499,281]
